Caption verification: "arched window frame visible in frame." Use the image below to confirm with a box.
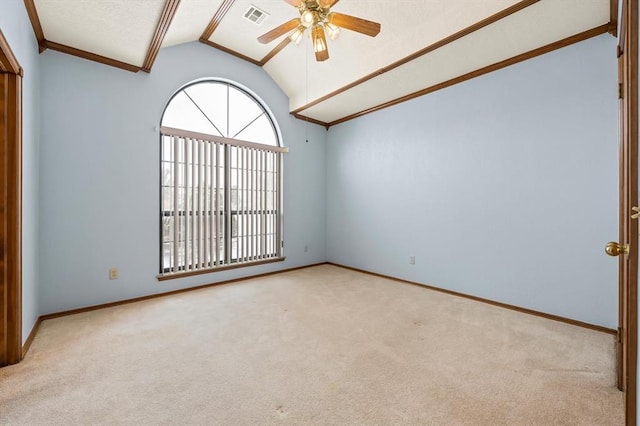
[158,79,286,279]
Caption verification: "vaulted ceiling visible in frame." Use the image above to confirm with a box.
[23,0,616,128]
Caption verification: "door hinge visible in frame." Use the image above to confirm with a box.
[618,45,623,58]
[619,83,624,99]
[618,327,623,343]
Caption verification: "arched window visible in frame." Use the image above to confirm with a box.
[159,80,286,278]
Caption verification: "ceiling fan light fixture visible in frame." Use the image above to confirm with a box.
[290,25,306,45]
[312,25,327,54]
[257,0,380,62]
[301,10,315,27]
[325,22,340,41]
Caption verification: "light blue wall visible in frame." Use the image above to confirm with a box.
[39,42,326,314]
[326,35,619,328]
[1,0,41,343]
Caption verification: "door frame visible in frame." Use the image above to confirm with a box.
[619,0,639,424]
[0,29,23,367]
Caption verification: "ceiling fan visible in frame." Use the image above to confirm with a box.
[257,0,381,62]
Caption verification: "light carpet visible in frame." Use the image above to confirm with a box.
[0,264,623,424]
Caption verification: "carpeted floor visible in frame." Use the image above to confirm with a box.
[0,264,624,425]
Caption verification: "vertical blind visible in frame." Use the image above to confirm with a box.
[159,126,287,276]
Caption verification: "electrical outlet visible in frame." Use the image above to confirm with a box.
[409,256,415,265]
[109,268,119,280]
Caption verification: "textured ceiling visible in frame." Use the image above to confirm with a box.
[34,0,166,66]
[24,0,615,127]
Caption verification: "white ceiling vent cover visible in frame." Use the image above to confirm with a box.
[243,5,269,25]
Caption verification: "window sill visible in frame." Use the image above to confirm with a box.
[156,257,286,281]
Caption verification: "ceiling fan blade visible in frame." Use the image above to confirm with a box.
[258,18,300,44]
[312,25,329,62]
[319,0,339,7]
[315,47,329,62]
[315,48,329,62]
[284,0,302,6]
[329,12,381,37]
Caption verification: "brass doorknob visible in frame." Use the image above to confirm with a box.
[606,242,629,256]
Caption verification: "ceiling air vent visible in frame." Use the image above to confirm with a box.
[243,5,269,25]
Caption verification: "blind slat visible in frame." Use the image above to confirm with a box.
[172,136,179,273]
